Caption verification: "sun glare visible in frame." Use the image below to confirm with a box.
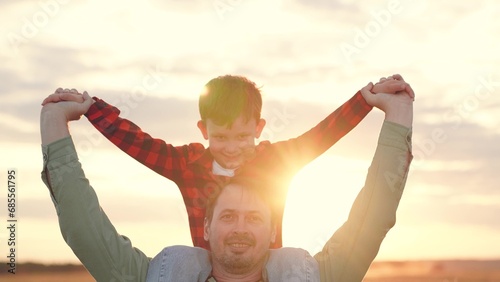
[283,155,369,254]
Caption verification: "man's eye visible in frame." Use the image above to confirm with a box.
[248,215,262,222]
[214,136,226,141]
[221,214,234,220]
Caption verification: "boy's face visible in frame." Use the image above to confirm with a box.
[198,116,266,169]
[204,183,275,274]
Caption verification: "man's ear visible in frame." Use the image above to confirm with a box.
[203,217,210,241]
[254,118,266,139]
[197,120,209,140]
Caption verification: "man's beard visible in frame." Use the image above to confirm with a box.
[214,233,264,275]
[218,252,254,274]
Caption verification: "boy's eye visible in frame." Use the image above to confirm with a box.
[214,136,226,141]
[238,134,250,139]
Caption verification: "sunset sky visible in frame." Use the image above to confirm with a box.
[1,0,499,264]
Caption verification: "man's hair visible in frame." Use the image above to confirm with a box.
[199,75,263,127]
[205,176,278,226]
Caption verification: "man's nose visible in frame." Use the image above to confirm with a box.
[233,217,249,233]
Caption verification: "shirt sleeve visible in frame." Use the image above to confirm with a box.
[268,91,372,172]
[41,136,150,282]
[313,121,413,282]
[84,97,205,181]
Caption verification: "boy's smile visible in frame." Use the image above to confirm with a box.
[198,115,266,169]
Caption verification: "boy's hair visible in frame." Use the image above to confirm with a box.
[199,75,263,127]
[205,176,278,227]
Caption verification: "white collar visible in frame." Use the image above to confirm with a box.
[212,160,236,177]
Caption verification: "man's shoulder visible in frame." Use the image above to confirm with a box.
[156,245,209,258]
[257,140,272,147]
[255,140,272,153]
[268,247,313,262]
[147,246,212,281]
[267,248,320,281]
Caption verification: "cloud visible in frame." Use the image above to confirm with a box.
[413,101,500,160]
[0,67,23,94]
[0,111,38,135]
[2,44,107,95]
[291,0,358,11]
[284,0,361,22]
[22,194,187,223]
[402,190,500,228]
[407,100,500,196]
[148,0,213,12]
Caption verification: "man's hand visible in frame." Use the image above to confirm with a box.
[40,91,94,145]
[360,78,414,128]
[371,74,415,99]
[41,88,93,106]
[41,90,93,121]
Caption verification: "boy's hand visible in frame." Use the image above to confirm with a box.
[360,82,414,127]
[40,90,94,145]
[41,91,94,122]
[41,88,94,106]
[362,82,413,111]
[371,74,415,99]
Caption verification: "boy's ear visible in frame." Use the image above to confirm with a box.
[197,120,209,140]
[203,217,210,241]
[254,119,266,139]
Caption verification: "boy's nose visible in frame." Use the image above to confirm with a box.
[224,142,239,154]
[238,139,251,149]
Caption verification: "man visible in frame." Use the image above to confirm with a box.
[40,77,413,281]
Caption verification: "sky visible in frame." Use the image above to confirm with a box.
[1,0,499,264]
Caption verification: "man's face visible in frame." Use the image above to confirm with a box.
[198,116,266,169]
[204,184,276,275]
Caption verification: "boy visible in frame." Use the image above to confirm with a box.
[43,74,412,249]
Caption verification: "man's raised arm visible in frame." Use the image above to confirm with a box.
[314,77,414,282]
[40,92,150,281]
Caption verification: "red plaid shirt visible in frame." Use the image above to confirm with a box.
[84,91,372,250]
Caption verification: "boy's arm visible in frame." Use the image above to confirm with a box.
[268,78,411,172]
[270,90,370,170]
[44,90,204,181]
[45,90,204,181]
[84,97,204,181]
[40,100,150,282]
